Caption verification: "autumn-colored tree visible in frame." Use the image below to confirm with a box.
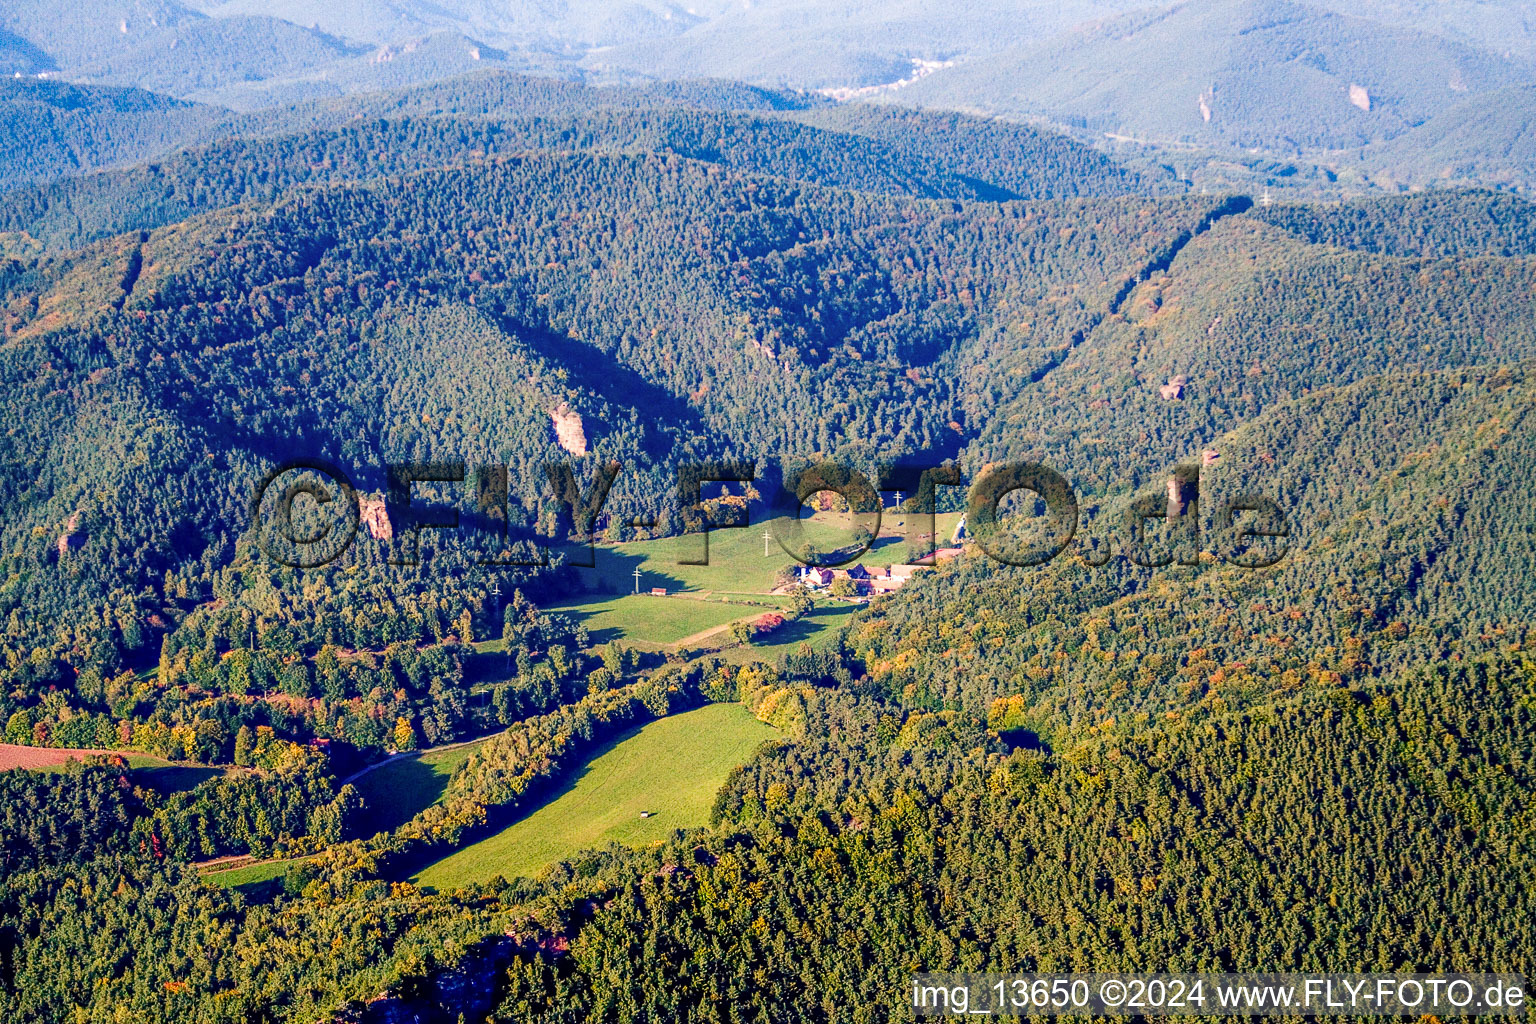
[232,725,255,767]
[587,667,615,694]
[5,709,33,745]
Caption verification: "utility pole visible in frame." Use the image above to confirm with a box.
[633,566,641,594]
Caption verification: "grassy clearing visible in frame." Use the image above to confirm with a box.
[129,762,225,793]
[205,858,291,888]
[523,510,958,649]
[540,593,784,648]
[204,856,314,901]
[351,738,491,838]
[412,703,776,891]
[573,511,964,597]
[16,750,222,794]
[716,600,859,665]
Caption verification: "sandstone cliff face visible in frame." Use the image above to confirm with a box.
[359,496,392,540]
[551,402,588,455]
[1348,83,1371,112]
[56,511,83,557]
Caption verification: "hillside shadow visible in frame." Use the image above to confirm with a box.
[553,609,621,646]
[353,757,452,837]
[464,647,516,685]
[566,547,691,598]
[395,719,651,888]
[864,532,910,562]
[131,763,222,794]
[998,728,1051,754]
[757,603,854,649]
[503,318,710,460]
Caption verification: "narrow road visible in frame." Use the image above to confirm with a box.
[670,604,783,649]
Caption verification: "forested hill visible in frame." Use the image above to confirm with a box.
[0,69,820,190]
[0,89,1162,249]
[862,361,1536,722]
[259,67,821,122]
[476,360,1536,1020]
[0,80,227,190]
[1250,189,1536,257]
[0,152,1201,671]
[958,202,1536,496]
[1,139,1532,714]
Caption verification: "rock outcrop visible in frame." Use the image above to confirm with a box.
[56,511,83,557]
[551,402,588,455]
[359,496,392,540]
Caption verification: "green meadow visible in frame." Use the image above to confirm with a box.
[716,600,859,665]
[204,858,292,890]
[350,737,492,837]
[575,511,963,597]
[411,703,776,891]
[542,593,788,649]
[34,754,223,795]
[204,855,318,901]
[518,511,960,650]
[130,761,226,793]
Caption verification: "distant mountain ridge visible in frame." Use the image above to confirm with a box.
[898,0,1535,153]
[0,80,1165,249]
[3,0,1532,192]
[0,0,563,109]
[0,0,358,99]
[0,79,225,189]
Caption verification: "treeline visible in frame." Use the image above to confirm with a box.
[0,87,1155,249]
[0,587,610,763]
[0,740,354,868]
